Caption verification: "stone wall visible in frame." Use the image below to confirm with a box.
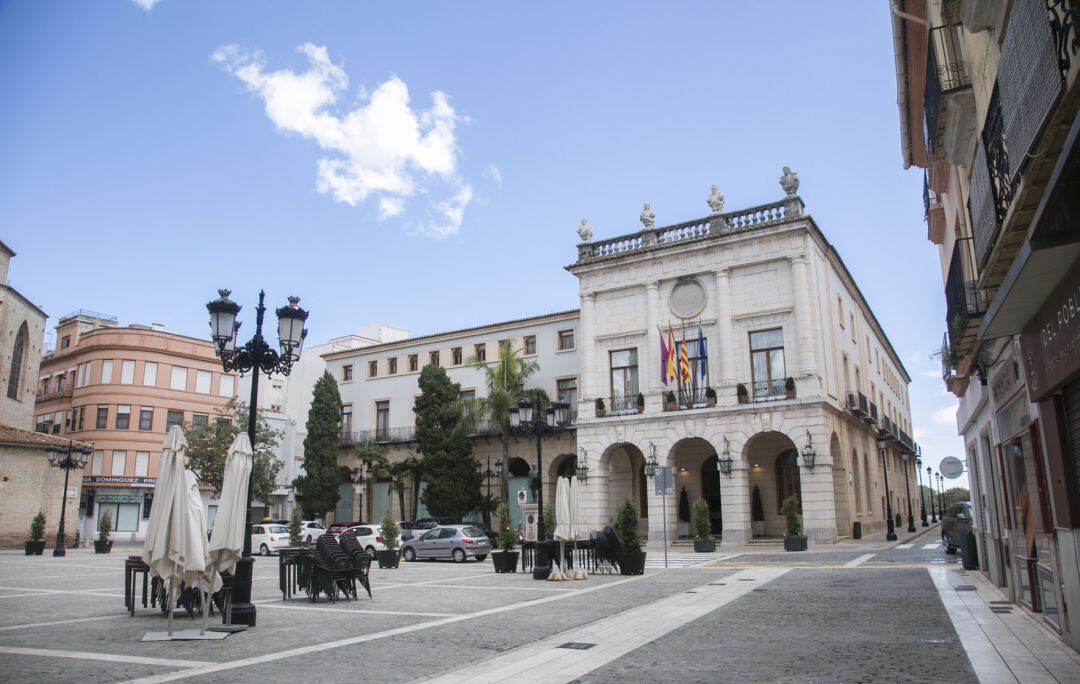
[0,445,79,548]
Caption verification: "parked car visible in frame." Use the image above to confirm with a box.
[326,521,360,537]
[413,517,459,532]
[300,521,326,543]
[251,523,291,556]
[397,521,418,541]
[460,520,497,543]
[340,524,402,556]
[942,501,973,554]
[401,525,491,563]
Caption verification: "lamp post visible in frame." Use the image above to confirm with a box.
[927,466,937,523]
[576,447,589,484]
[643,443,667,569]
[351,462,374,520]
[937,472,946,512]
[800,430,816,472]
[877,433,897,541]
[718,437,733,478]
[206,289,308,627]
[901,453,916,533]
[508,398,569,580]
[46,440,92,557]
[481,457,502,526]
[916,457,928,527]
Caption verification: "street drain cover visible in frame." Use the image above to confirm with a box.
[737,578,755,582]
[708,582,727,586]
[955,585,977,591]
[558,642,597,650]
[685,590,699,593]
[922,639,955,645]
[991,607,1012,613]
[752,588,767,592]
[990,600,1012,605]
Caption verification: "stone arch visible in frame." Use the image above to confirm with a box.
[668,437,723,536]
[599,442,647,524]
[743,430,799,538]
[830,432,851,537]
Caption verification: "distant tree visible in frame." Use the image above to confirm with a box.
[184,398,283,503]
[415,365,481,520]
[944,487,970,507]
[292,372,342,519]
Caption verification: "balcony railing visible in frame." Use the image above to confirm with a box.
[665,387,710,411]
[752,379,787,402]
[609,394,639,416]
[340,427,416,446]
[869,401,879,425]
[36,386,73,401]
[925,24,972,160]
[945,241,987,353]
[899,429,915,454]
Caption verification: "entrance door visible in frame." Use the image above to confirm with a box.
[508,476,531,529]
[701,455,723,535]
[370,482,392,523]
[336,483,353,522]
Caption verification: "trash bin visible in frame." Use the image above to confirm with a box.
[961,532,979,570]
[852,521,862,540]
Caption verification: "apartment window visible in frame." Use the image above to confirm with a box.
[499,339,512,352]
[850,313,856,342]
[170,366,187,391]
[749,329,786,400]
[139,407,154,431]
[143,361,158,387]
[64,410,72,432]
[195,370,211,394]
[91,451,104,475]
[475,343,486,362]
[388,358,397,375]
[98,502,139,532]
[369,361,378,378]
[135,452,150,477]
[219,374,234,397]
[558,330,575,351]
[6,324,26,399]
[96,405,108,429]
[343,364,353,381]
[341,405,353,436]
[430,350,440,367]
[375,401,390,439]
[524,335,536,355]
[101,359,113,384]
[77,406,85,431]
[120,360,136,385]
[111,450,127,476]
[837,297,844,327]
[557,377,578,411]
[115,405,131,430]
[408,354,418,372]
[609,349,639,412]
[166,409,184,430]
[192,413,209,430]
[61,335,71,349]
[452,347,462,365]
[52,411,61,434]
[76,363,87,388]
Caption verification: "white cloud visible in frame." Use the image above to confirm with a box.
[131,0,161,10]
[922,370,942,379]
[484,162,503,187]
[932,405,958,426]
[213,43,471,237]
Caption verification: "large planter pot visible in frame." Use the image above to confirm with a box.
[376,550,401,569]
[616,551,646,575]
[94,540,113,554]
[491,550,519,573]
[664,402,676,412]
[24,541,45,556]
[738,395,749,405]
[783,536,807,552]
[706,398,716,408]
[751,521,766,538]
[785,390,796,400]
[693,539,716,553]
[636,405,644,414]
[596,409,606,418]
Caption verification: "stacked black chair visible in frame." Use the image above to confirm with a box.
[316,535,356,601]
[592,526,622,575]
[300,546,337,602]
[337,535,373,599]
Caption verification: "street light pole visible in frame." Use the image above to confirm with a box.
[937,473,946,512]
[206,289,308,627]
[901,453,916,533]
[927,467,937,523]
[877,434,897,541]
[916,458,928,527]
[47,440,92,557]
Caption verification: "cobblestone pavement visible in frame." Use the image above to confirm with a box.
[0,533,1047,683]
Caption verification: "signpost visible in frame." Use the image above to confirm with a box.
[940,456,965,479]
[654,466,673,568]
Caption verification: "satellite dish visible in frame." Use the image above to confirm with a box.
[940,456,965,479]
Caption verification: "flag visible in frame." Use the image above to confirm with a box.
[666,325,677,384]
[697,325,708,380]
[659,327,669,385]
[679,336,690,383]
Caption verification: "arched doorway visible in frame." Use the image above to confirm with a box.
[507,457,532,528]
[599,443,648,527]
[744,431,801,538]
[668,437,722,537]
[831,433,851,537]
[701,455,723,535]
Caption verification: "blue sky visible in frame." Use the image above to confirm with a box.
[0,1,966,487]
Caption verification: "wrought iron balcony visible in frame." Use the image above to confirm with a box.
[340,426,416,447]
[35,386,73,402]
[944,241,987,356]
[752,379,788,402]
[665,387,710,411]
[925,24,973,162]
[609,394,639,416]
[846,392,867,418]
[868,401,879,425]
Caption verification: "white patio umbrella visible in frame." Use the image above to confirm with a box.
[569,476,587,580]
[550,477,572,581]
[203,433,252,632]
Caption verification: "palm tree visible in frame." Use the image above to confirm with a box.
[455,342,540,505]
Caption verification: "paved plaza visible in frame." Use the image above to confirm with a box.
[0,526,1077,683]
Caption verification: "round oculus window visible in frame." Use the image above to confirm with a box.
[669,279,707,319]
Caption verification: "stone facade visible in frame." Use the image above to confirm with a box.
[0,241,47,429]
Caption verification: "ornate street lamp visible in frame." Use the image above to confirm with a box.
[718,437,733,478]
[644,442,658,478]
[508,398,569,579]
[901,453,917,533]
[206,289,308,627]
[877,433,897,541]
[46,440,93,557]
[800,430,816,472]
[576,447,589,484]
[927,466,938,523]
[937,472,946,513]
[916,457,928,527]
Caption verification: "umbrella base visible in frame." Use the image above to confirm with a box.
[142,629,231,641]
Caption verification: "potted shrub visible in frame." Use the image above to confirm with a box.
[785,376,796,399]
[737,383,749,404]
[288,506,302,548]
[95,510,113,554]
[692,499,715,552]
[664,390,677,412]
[595,397,606,418]
[636,392,645,413]
[751,485,765,538]
[781,495,807,552]
[376,511,401,569]
[25,512,46,555]
[492,503,519,573]
[705,387,717,408]
[613,498,646,575]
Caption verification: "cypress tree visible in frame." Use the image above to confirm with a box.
[294,371,342,519]
[414,365,481,519]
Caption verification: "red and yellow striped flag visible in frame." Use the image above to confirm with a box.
[679,338,690,382]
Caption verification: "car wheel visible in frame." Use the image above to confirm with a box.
[452,548,466,563]
[260,544,270,556]
[306,535,313,543]
[943,534,957,554]
[403,547,416,562]
[366,545,377,557]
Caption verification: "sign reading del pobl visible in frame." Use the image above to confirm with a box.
[1021,257,1080,402]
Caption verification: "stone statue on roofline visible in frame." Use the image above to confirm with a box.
[707,185,725,214]
[577,218,593,243]
[639,202,656,229]
[780,166,800,196]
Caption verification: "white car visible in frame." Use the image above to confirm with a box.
[340,524,403,556]
[251,524,291,556]
[300,520,326,543]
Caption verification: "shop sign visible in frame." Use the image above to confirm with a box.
[1021,258,1080,401]
[96,494,142,504]
[82,476,156,485]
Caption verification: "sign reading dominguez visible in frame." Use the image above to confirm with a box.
[82,476,157,485]
[1021,257,1080,402]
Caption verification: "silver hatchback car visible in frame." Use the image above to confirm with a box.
[401,525,491,563]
